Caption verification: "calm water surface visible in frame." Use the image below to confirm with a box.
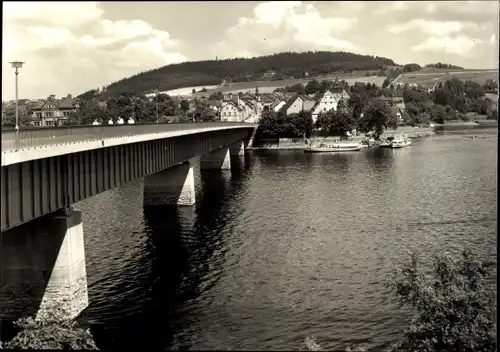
[75,128,497,351]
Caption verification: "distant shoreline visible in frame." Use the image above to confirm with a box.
[247,121,498,150]
[247,127,437,150]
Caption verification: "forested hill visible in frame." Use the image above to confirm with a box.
[78,51,397,100]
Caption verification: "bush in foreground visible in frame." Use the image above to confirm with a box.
[1,311,98,350]
[388,249,496,352]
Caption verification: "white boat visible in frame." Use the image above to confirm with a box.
[304,142,361,153]
[390,134,412,148]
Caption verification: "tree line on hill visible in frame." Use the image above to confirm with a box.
[424,62,464,70]
[255,77,498,140]
[77,51,397,99]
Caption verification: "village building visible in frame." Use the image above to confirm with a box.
[30,94,80,127]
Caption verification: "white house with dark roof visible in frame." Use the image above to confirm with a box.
[220,100,243,122]
[310,88,351,123]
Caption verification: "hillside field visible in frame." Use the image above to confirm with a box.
[397,69,497,87]
[194,73,387,97]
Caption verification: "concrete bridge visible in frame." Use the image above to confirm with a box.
[0,122,256,323]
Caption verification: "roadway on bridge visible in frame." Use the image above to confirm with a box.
[1,122,257,166]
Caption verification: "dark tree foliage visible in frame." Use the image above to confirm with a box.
[208,91,224,100]
[257,110,282,136]
[256,110,313,138]
[193,101,217,122]
[305,79,322,95]
[66,100,108,125]
[360,99,393,139]
[315,110,356,137]
[432,78,488,114]
[60,92,185,125]
[403,63,421,73]
[425,63,464,70]
[388,249,496,352]
[1,107,34,128]
[77,51,396,98]
[288,110,314,138]
[1,310,99,350]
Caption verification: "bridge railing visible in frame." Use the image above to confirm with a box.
[1,122,257,152]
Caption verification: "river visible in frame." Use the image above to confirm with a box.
[74,127,497,351]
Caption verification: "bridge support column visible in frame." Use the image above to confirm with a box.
[200,146,231,170]
[229,141,245,157]
[0,207,88,321]
[144,161,195,206]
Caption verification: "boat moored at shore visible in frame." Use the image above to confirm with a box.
[304,142,362,153]
[390,134,412,148]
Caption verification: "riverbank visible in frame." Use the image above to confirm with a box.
[433,119,498,127]
[248,127,436,150]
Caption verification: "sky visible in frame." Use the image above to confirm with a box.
[2,1,499,101]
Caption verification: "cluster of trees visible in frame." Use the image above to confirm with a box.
[256,110,314,139]
[408,78,498,122]
[78,51,397,99]
[387,63,423,80]
[63,91,222,126]
[65,92,189,125]
[424,62,464,70]
[2,108,34,129]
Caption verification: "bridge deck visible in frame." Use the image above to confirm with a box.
[2,122,257,166]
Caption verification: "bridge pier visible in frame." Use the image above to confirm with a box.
[0,207,88,321]
[200,146,231,170]
[229,141,245,157]
[144,161,196,206]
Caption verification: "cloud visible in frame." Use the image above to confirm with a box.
[216,1,359,57]
[413,35,482,55]
[2,2,187,100]
[215,1,497,69]
[3,2,103,28]
[388,19,480,36]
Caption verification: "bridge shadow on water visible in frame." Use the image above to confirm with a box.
[88,154,254,350]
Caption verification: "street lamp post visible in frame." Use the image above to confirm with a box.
[9,61,24,134]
